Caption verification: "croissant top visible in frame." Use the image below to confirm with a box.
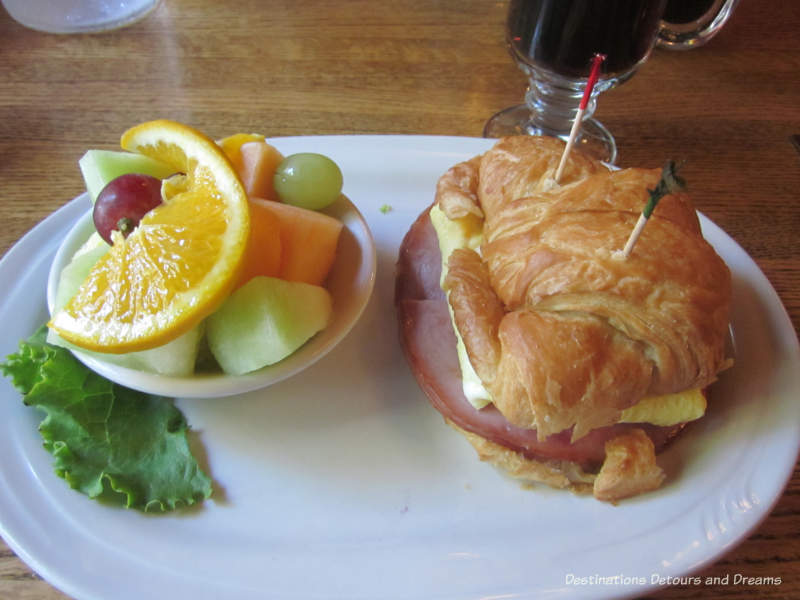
[437,136,732,441]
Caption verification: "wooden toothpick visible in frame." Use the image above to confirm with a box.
[615,160,687,259]
[554,53,607,184]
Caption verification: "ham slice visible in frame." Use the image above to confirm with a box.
[395,206,682,471]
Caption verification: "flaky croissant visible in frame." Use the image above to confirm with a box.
[440,136,731,442]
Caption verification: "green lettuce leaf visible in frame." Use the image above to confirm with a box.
[1,326,212,512]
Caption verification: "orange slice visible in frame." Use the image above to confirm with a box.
[49,120,250,353]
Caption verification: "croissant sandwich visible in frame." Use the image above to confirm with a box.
[395,136,732,502]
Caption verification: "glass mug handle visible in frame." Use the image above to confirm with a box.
[657,0,740,50]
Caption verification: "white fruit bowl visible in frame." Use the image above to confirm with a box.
[46,192,377,398]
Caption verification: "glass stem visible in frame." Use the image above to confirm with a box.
[524,70,599,138]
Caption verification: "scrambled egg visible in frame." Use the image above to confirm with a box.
[429,204,706,427]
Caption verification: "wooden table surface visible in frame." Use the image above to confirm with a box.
[1,1,798,598]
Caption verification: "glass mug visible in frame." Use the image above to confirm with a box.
[1,0,161,34]
[659,0,740,50]
[484,0,739,163]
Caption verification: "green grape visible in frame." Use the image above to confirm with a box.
[274,153,343,210]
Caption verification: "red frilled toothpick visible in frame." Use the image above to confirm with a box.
[554,53,607,184]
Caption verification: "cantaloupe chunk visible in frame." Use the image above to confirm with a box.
[250,198,343,286]
[236,199,283,287]
[217,132,265,175]
[239,141,284,200]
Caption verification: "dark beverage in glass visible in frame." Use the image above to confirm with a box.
[507,0,667,80]
[662,0,718,25]
[484,0,737,161]
[484,0,668,162]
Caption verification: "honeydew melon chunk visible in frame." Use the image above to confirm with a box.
[206,276,332,375]
[79,149,176,202]
[47,238,203,377]
[48,326,205,378]
[51,236,109,313]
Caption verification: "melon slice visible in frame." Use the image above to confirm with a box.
[51,236,110,313]
[79,149,176,202]
[236,199,283,287]
[66,325,206,378]
[217,133,264,175]
[239,141,284,200]
[251,198,343,285]
[206,276,332,375]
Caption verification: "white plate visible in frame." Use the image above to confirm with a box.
[45,193,376,398]
[1,135,798,600]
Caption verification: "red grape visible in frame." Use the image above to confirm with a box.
[93,173,163,244]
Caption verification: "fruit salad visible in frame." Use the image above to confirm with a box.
[48,120,346,377]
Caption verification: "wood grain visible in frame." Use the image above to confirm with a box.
[1,1,798,598]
